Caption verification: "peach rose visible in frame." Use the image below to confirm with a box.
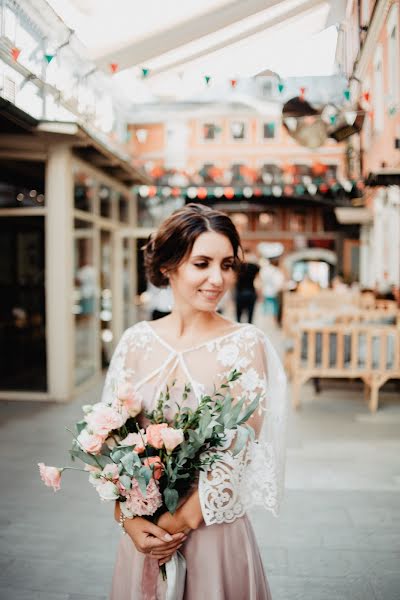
[120,431,146,453]
[160,427,184,453]
[144,456,164,480]
[117,383,142,418]
[38,463,62,492]
[77,429,104,454]
[146,423,168,449]
[85,403,125,437]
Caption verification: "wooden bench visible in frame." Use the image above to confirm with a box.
[291,323,400,412]
[284,308,399,378]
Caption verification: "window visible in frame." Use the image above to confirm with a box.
[263,122,276,139]
[231,164,244,182]
[203,123,220,141]
[230,121,246,140]
[387,5,400,105]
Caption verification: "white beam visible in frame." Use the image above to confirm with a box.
[96,0,285,70]
[147,0,328,79]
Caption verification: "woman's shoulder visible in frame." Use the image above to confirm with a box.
[118,321,152,344]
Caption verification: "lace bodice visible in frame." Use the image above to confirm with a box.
[102,321,287,524]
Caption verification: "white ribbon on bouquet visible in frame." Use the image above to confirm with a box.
[165,551,186,600]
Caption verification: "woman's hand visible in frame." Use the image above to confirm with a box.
[115,502,186,562]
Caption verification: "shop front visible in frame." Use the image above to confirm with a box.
[0,106,149,401]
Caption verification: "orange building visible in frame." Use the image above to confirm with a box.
[128,85,363,285]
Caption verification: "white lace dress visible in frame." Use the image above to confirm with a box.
[103,321,287,600]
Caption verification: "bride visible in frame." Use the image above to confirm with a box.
[102,203,287,599]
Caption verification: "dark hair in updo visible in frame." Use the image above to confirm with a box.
[144,203,242,287]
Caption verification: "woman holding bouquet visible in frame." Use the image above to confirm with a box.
[104,203,287,599]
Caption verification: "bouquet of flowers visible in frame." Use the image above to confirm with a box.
[38,369,260,595]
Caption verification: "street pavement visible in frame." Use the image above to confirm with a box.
[0,319,399,600]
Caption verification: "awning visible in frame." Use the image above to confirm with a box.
[37,121,151,186]
[0,98,38,133]
[365,169,400,187]
[334,207,373,224]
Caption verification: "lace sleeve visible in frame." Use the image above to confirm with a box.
[198,330,287,525]
[101,327,135,406]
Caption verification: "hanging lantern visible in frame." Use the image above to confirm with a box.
[148,186,157,197]
[11,47,21,61]
[223,187,234,199]
[110,63,118,74]
[197,187,208,200]
[136,129,148,143]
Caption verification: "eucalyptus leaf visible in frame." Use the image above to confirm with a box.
[164,488,179,514]
[119,475,132,490]
[70,448,101,468]
[136,475,148,496]
[75,420,87,435]
[237,394,260,425]
[232,426,249,456]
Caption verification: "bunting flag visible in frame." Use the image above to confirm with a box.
[344,89,351,101]
[141,68,150,78]
[278,82,285,93]
[299,86,306,100]
[363,91,370,102]
[204,75,211,86]
[230,79,237,88]
[45,54,55,64]
[11,47,21,61]
[329,114,337,125]
[344,111,357,125]
[110,63,119,74]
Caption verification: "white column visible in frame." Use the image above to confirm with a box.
[45,143,74,401]
[112,230,124,344]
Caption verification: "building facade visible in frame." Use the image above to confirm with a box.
[0,0,149,401]
[128,86,363,287]
[337,0,400,292]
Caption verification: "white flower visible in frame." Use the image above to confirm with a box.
[96,480,119,501]
[82,404,93,414]
[240,368,260,392]
[217,343,239,367]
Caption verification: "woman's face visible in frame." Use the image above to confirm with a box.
[168,231,237,311]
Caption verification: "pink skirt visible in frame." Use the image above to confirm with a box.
[110,515,272,600]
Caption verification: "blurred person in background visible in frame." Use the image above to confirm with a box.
[234,248,260,323]
[260,258,285,324]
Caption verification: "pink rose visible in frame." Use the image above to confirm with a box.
[101,463,119,481]
[160,427,184,453]
[146,423,168,449]
[85,403,125,437]
[120,431,146,453]
[144,456,164,480]
[38,463,62,492]
[117,383,142,418]
[77,429,104,454]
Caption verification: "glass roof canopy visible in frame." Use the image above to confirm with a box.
[45,0,345,101]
